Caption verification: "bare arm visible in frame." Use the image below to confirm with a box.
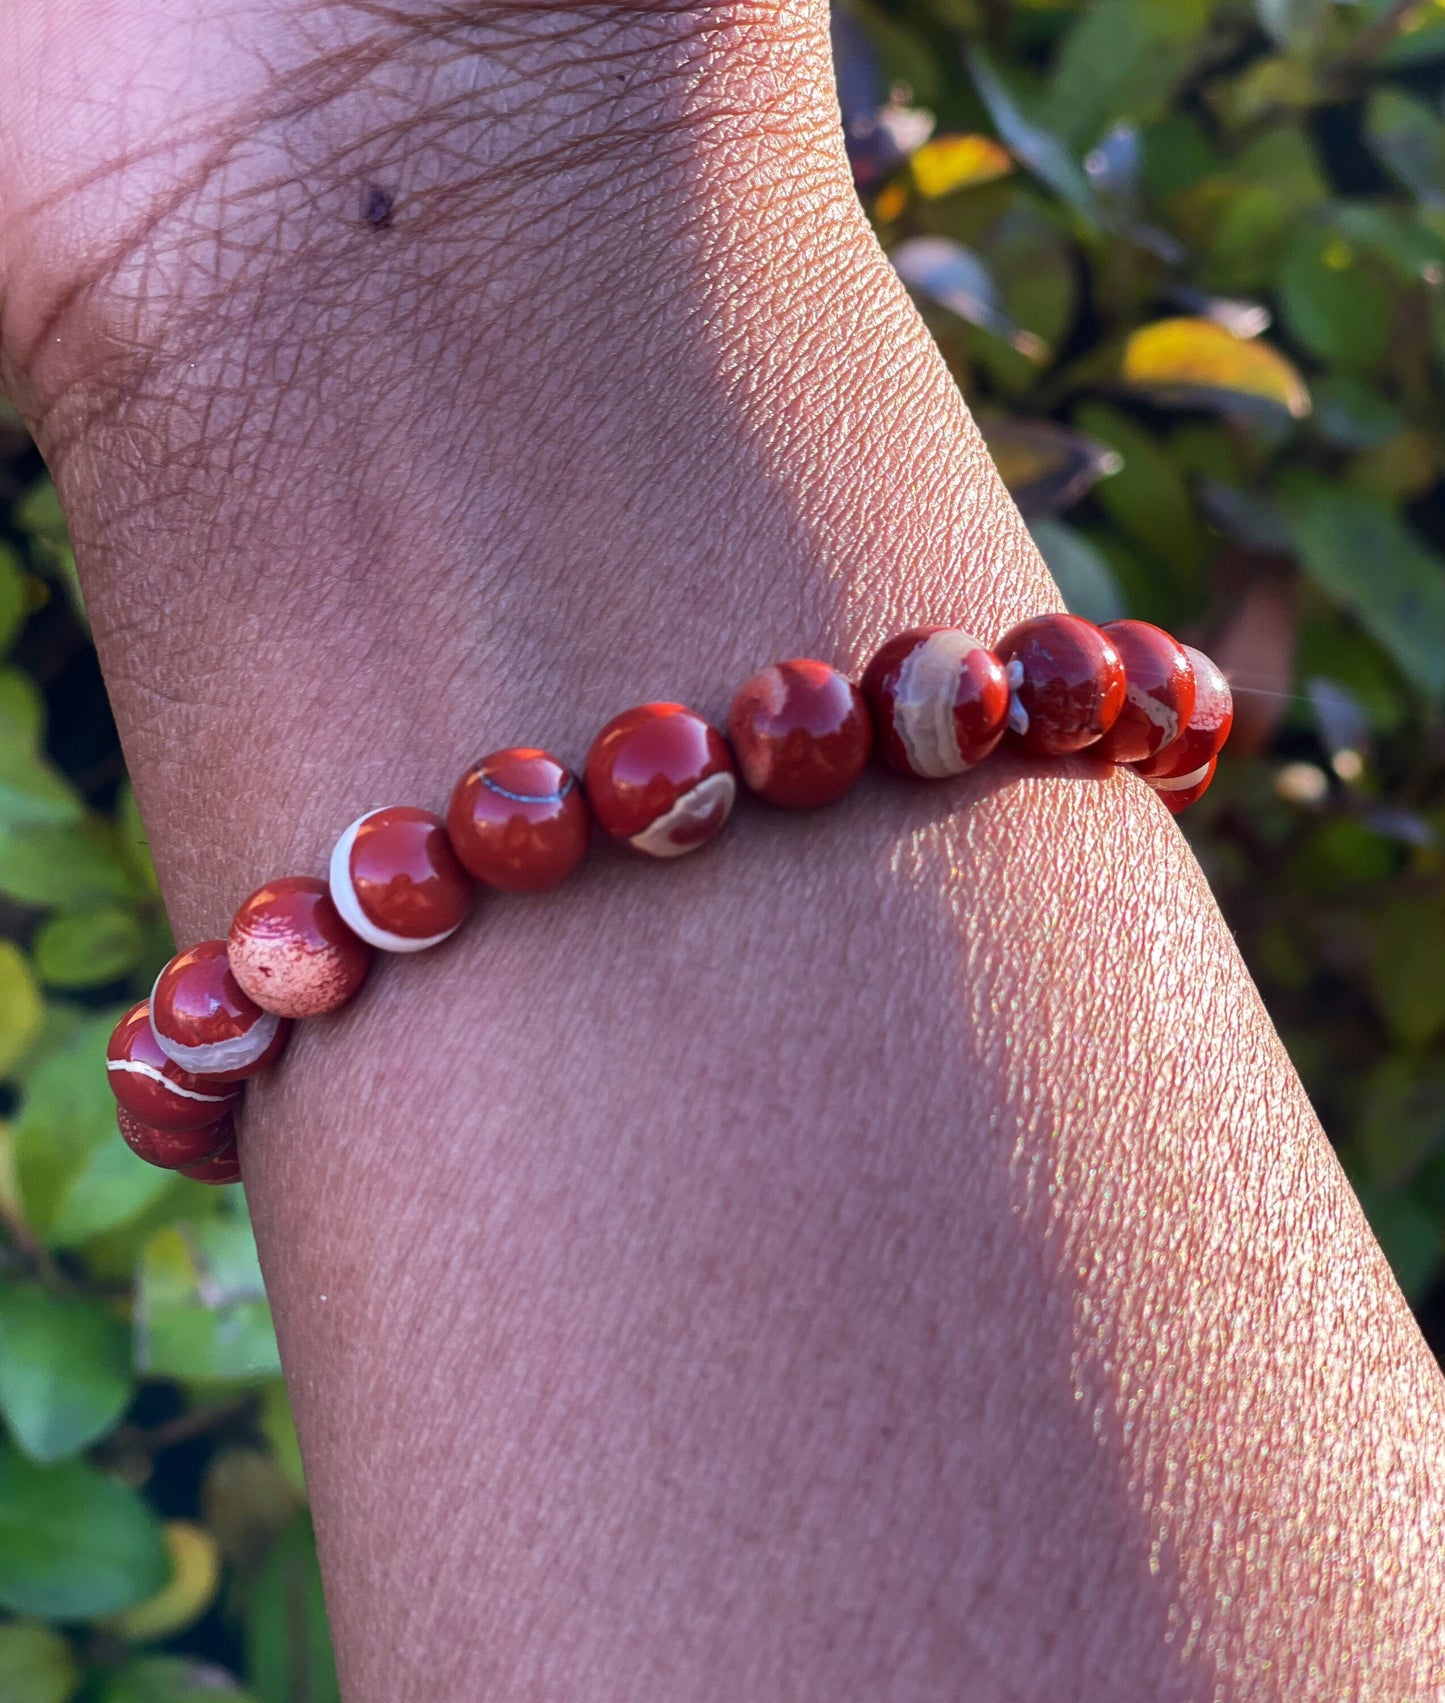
[4,2,1443,1696]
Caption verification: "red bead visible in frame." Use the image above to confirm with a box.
[329,806,473,951]
[1148,755,1217,815]
[727,660,873,809]
[151,941,291,1081]
[1092,621,1196,765]
[1133,647,1234,781]
[584,703,736,858]
[177,1133,242,1185]
[860,628,1009,777]
[228,876,373,1018]
[117,1104,236,1171]
[107,1001,241,1131]
[996,613,1127,756]
[446,748,590,891]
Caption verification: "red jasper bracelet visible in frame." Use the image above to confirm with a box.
[105,614,1233,1184]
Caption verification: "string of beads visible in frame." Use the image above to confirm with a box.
[105,614,1233,1184]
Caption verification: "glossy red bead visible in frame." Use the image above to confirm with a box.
[446,748,590,891]
[1092,621,1196,765]
[996,613,1127,756]
[151,941,291,1081]
[107,1001,241,1131]
[860,627,1010,777]
[117,1103,236,1171]
[177,1133,242,1185]
[727,660,873,809]
[1133,646,1234,780]
[1148,755,1217,815]
[584,703,736,857]
[228,876,373,1018]
[329,806,473,951]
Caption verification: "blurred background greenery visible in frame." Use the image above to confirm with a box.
[2,0,1444,1694]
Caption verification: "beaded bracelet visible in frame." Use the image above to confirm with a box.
[104,614,1233,1185]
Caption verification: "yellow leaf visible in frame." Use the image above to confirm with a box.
[872,182,909,225]
[911,134,1014,199]
[1119,317,1310,421]
[105,1520,220,1642]
[0,943,42,1079]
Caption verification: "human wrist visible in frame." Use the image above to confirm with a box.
[10,0,1064,944]
[4,0,842,431]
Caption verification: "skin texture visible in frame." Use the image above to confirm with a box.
[3,2,1445,1698]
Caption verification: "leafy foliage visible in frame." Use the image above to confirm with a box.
[1,0,1444,1686]
[841,0,1445,1317]
[0,407,320,1692]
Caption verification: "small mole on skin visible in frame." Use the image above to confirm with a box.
[362,184,394,229]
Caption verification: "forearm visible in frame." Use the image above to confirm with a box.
[9,3,1445,1697]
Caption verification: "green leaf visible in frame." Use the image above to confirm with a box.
[1356,1057,1445,1192]
[1296,610,1413,734]
[1352,1184,1444,1304]
[259,1381,307,1497]
[1071,403,1205,578]
[0,668,45,747]
[0,1441,168,1618]
[1277,228,1393,372]
[1199,130,1327,286]
[98,1657,253,1703]
[116,783,161,897]
[244,1516,339,1703]
[0,1622,79,1703]
[1288,489,1445,699]
[1140,112,1216,199]
[1283,819,1401,898]
[0,820,132,908]
[0,742,83,832]
[1376,6,1445,68]
[1029,519,1126,623]
[1366,88,1445,209]
[1329,202,1445,285]
[1312,373,1405,449]
[136,1218,280,1383]
[0,1284,133,1462]
[1048,0,1208,148]
[16,481,64,542]
[984,205,1078,335]
[35,907,146,989]
[13,1011,174,1248]
[1369,896,1445,1049]
[0,545,28,659]
[965,48,1100,225]
[0,941,43,1079]
[1215,54,1321,128]
[1231,128,1328,214]
[1256,0,1330,48]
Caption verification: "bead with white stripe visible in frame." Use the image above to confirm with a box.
[149,941,288,1081]
[583,703,737,859]
[107,1000,241,1131]
[860,627,1010,778]
[328,806,473,952]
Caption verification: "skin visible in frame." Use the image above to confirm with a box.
[3,2,1444,1697]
